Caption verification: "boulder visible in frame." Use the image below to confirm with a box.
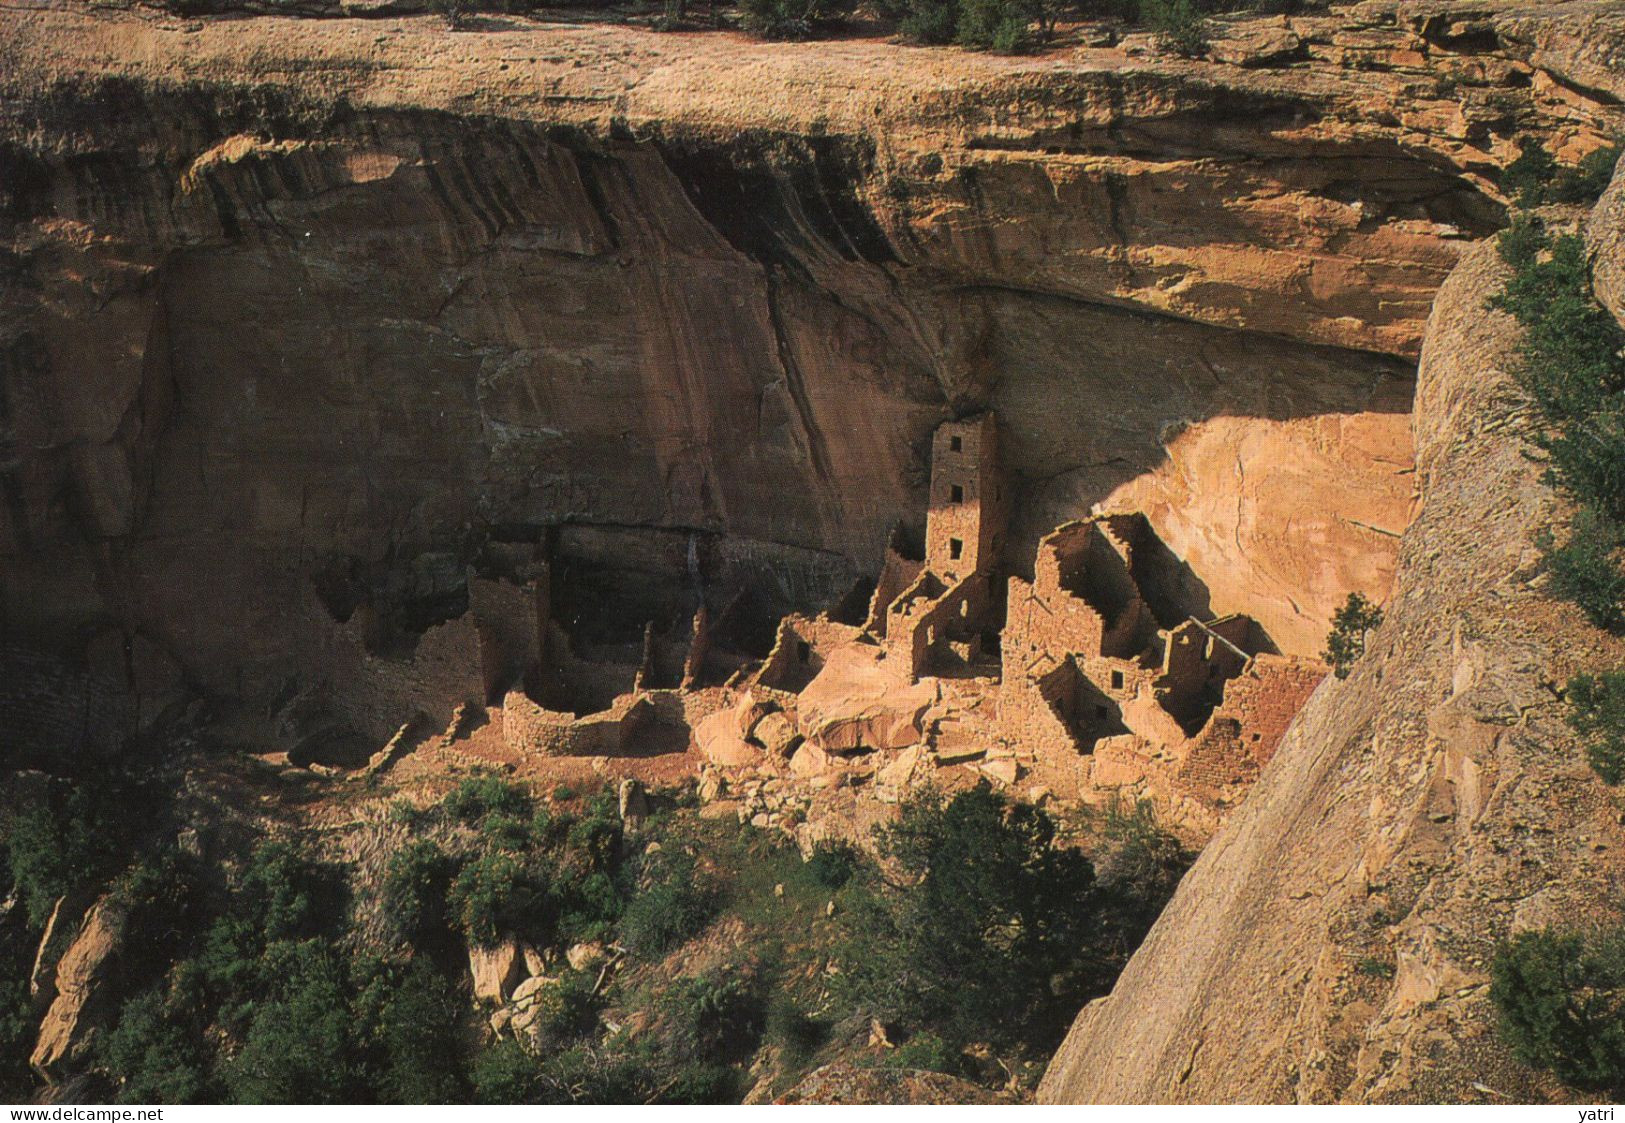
[468,939,527,1004]
[618,778,649,831]
[980,759,1021,787]
[509,974,560,1036]
[1089,736,1153,788]
[789,742,832,777]
[511,974,552,1007]
[752,711,800,756]
[876,746,922,791]
[700,798,744,820]
[797,647,937,754]
[732,692,773,739]
[31,896,126,1083]
[694,709,760,767]
[522,945,548,977]
[1208,22,1305,68]
[29,891,92,1010]
[565,941,607,972]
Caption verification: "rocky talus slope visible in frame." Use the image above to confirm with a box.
[3,1,1622,714]
[1040,162,1625,1104]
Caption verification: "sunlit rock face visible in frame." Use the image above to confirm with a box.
[2,0,1619,697]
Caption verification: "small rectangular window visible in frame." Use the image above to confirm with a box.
[949,538,963,560]
[1111,670,1124,690]
[950,484,964,503]
[950,436,962,452]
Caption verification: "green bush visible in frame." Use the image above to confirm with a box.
[956,0,1030,51]
[553,867,624,944]
[661,967,767,1064]
[1545,514,1625,634]
[195,840,345,1014]
[881,1030,960,1075]
[236,841,341,943]
[1142,0,1209,57]
[1553,143,1624,205]
[1567,670,1625,783]
[1092,798,1192,949]
[472,1040,545,1104]
[1323,592,1383,679]
[1491,927,1625,1092]
[449,851,546,947]
[1503,138,1622,207]
[480,812,533,851]
[431,0,469,28]
[224,943,363,1103]
[224,944,473,1104]
[382,839,457,948]
[537,1044,660,1104]
[97,987,213,1103]
[1492,215,1625,632]
[619,852,717,957]
[740,0,856,39]
[806,840,863,889]
[565,790,623,871]
[360,957,471,1104]
[895,0,960,43]
[443,775,532,825]
[527,970,604,1050]
[4,775,143,926]
[839,784,1100,1049]
[764,992,827,1065]
[1501,138,1558,207]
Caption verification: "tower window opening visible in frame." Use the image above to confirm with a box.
[950,436,962,452]
[950,484,964,503]
[949,538,963,560]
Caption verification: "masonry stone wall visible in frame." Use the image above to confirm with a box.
[1000,658,1085,756]
[0,644,127,756]
[468,573,546,702]
[756,614,864,693]
[1208,654,1324,768]
[500,688,654,756]
[326,610,488,745]
[864,544,924,639]
[924,414,1004,584]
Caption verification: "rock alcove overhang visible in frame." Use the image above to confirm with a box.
[1,11,1523,704]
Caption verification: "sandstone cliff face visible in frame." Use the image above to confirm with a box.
[1039,163,1625,1103]
[1,3,1620,706]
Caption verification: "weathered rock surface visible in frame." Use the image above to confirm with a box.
[468,940,527,1004]
[31,896,126,1083]
[6,1,1622,725]
[1039,165,1625,1103]
[796,647,938,754]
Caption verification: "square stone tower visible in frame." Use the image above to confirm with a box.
[924,413,1004,583]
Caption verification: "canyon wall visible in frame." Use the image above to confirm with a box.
[1,1,1620,706]
[1040,156,1625,1104]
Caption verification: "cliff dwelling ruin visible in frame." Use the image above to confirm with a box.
[273,413,1326,842]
